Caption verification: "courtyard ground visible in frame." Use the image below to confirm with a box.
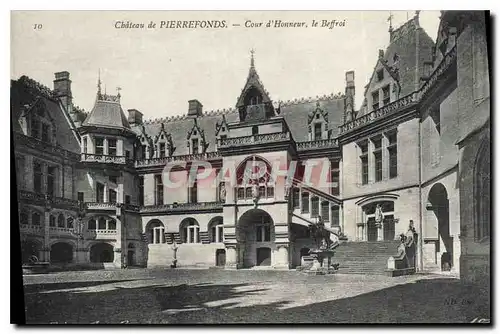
[21,268,490,324]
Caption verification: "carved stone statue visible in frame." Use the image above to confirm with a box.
[219,183,226,203]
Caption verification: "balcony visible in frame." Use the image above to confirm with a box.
[49,227,74,236]
[18,190,79,210]
[135,151,221,168]
[140,201,223,215]
[218,132,291,149]
[86,229,118,240]
[81,153,134,166]
[20,224,44,236]
[296,138,339,151]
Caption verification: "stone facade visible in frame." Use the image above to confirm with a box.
[12,11,490,284]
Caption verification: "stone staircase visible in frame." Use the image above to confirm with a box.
[332,240,400,274]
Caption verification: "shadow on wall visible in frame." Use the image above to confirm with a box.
[24,277,490,324]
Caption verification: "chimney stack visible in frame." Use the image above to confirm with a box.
[53,71,73,114]
[344,71,356,122]
[188,99,203,117]
[128,109,143,125]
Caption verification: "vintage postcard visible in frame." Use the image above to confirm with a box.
[11,10,491,324]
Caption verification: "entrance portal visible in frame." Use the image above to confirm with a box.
[256,247,271,266]
[367,218,378,241]
[90,243,114,263]
[216,249,226,266]
[428,183,452,271]
[50,242,73,263]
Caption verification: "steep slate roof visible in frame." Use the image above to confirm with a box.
[10,76,81,153]
[132,93,345,156]
[357,15,435,117]
[83,93,131,130]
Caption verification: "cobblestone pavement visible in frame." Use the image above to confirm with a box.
[21,268,490,324]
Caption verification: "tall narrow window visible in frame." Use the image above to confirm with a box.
[57,214,65,228]
[331,161,340,196]
[372,91,380,110]
[387,131,398,179]
[189,181,198,203]
[138,176,144,206]
[301,192,310,213]
[141,145,147,159]
[382,85,391,106]
[41,123,50,143]
[159,143,166,158]
[108,189,117,203]
[359,141,369,185]
[155,174,163,205]
[47,166,56,197]
[376,69,384,81]
[95,138,104,155]
[108,139,117,156]
[33,161,43,193]
[49,215,56,227]
[331,205,340,227]
[321,201,330,222]
[31,118,40,139]
[292,188,300,209]
[77,192,84,202]
[372,137,383,182]
[83,137,88,154]
[314,123,322,140]
[96,182,105,203]
[311,196,319,218]
[32,212,41,226]
[98,217,106,230]
[192,138,199,154]
[125,195,131,205]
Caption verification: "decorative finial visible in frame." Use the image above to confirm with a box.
[250,48,255,68]
[387,11,394,32]
[415,10,421,18]
[116,86,122,98]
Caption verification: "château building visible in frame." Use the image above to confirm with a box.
[12,11,490,285]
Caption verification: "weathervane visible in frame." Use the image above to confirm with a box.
[250,48,255,68]
[387,11,394,32]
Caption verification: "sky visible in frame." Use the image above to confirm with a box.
[11,10,440,120]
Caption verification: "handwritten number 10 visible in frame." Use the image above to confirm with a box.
[33,24,42,30]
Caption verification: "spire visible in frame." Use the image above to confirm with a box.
[250,48,255,69]
[97,68,102,96]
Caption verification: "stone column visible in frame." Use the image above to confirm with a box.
[104,182,109,203]
[377,224,384,241]
[43,210,50,262]
[114,214,123,268]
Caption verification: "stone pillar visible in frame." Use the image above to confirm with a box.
[275,244,289,269]
[104,182,109,202]
[114,215,123,268]
[43,210,50,262]
[225,245,238,269]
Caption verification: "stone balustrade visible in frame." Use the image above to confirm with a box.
[135,151,221,168]
[81,153,134,165]
[140,201,223,214]
[296,138,338,150]
[218,132,290,148]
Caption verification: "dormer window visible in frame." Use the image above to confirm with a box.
[192,138,199,154]
[316,114,320,119]
[382,85,391,106]
[372,91,380,110]
[141,144,147,159]
[108,139,117,156]
[83,137,88,154]
[159,142,166,158]
[314,123,322,140]
[31,118,40,139]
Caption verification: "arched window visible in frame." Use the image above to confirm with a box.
[180,219,200,244]
[244,87,263,106]
[362,201,396,241]
[209,218,224,243]
[49,215,56,227]
[66,217,74,229]
[57,214,65,228]
[236,156,273,200]
[145,220,165,244]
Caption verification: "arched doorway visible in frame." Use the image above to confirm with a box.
[238,209,274,268]
[21,239,41,264]
[362,201,395,241]
[50,242,73,264]
[428,183,451,271]
[90,243,114,263]
[216,249,226,266]
[145,219,165,244]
